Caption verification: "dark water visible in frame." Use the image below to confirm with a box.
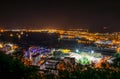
[0,32,59,47]
[0,31,78,49]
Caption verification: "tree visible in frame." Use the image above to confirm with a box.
[0,51,40,79]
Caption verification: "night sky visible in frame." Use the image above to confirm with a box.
[0,1,120,32]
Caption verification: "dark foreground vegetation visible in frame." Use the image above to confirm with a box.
[0,51,40,79]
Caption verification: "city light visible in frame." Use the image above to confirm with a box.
[76,49,79,53]
[91,50,94,54]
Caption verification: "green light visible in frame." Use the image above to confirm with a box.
[78,57,90,65]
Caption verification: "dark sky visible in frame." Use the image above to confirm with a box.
[0,0,120,32]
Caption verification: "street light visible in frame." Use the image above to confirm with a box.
[76,49,79,53]
[91,50,94,54]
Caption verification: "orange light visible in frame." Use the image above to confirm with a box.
[13,45,18,49]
